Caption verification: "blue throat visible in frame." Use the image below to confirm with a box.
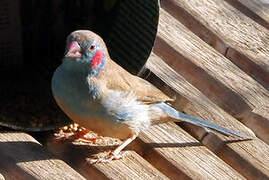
[52,48,107,118]
[54,64,89,111]
[60,56,105,101]
[88,54,106,77]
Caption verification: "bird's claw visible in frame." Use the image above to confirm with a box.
[87,151,126,164]
[55,134,103,143]
[55,123,103,143]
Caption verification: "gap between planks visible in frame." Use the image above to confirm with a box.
[224,0,269,29]
[46,123,245,180]
[0,131,85,180]
[161,0,269,91]
[154,8,269,144]
[141,53,269,179]
[46,138,169,180]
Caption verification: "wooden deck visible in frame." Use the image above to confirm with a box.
[1,0,269,179]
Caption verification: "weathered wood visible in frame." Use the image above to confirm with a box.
[253,103,269,118]
[93,151,168,180]
[134,123,246,180]
[46,124,246,179]
[154,9,269,144]
[161,0,269,90]
[184,103,269,180]
[224,0,269,29]
[0,131,85,180]
[239,0,269,23]
[143,53,269,179]
[46,139,169,180]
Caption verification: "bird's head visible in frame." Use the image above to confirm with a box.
[63,30,109,76]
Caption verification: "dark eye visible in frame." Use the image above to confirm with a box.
[89,45,95,51]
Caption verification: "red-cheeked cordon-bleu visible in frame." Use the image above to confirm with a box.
[52,30,252,163]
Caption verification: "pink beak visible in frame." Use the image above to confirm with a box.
[65,41,82,58]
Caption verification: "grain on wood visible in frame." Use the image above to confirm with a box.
[45,119,245,179]
[154,9,269,144]
[223,0,269,29]
[94,151,169,180]
[143,53,269,179]
[134,122,246,180]
[161,0,269,90]
[0,132,85,180]
[46,138,169,180]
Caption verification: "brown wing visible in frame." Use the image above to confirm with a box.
[98,59,173,103]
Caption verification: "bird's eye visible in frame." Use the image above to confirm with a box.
[89,45,96,51]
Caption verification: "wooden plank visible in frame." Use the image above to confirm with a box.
[93,152,168,180]
[47,124,246,179]
[143,53,269,179]
[156,9,269,112]
[153,9,269,144]
[224,0,269,29]
[46,139,169,180]
[134,123,246,180]
[253,103,269,118]
[0,131,85,180]
[237,0,269,23]
[161,0,269,90]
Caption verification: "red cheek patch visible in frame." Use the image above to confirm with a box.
[91,50,104,68]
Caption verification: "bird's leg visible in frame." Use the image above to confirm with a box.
[55,129,102,143]
[66,129,103,143]
[110,134,137,157]
[88,134,137,164]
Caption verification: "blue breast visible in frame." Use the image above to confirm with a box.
[51,62,105,119]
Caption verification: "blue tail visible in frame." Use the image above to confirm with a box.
[155,102,252,139]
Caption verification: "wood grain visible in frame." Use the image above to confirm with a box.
[161,0,269,90]
[94,152,169,180]
[134,123,246,180]
[0,131,85,180]
[224,0,269,29]
[46,139,169,180]
[45,122,245,179]
[153,9,269,144]
[238,0,269,23]
[143,53,269,179]
[1,1,268,179]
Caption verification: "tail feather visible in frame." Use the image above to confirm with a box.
[154,102,253,139]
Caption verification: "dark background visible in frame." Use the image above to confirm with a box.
[0,0,159,131]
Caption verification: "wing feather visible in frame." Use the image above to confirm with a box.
[97,59,173,103]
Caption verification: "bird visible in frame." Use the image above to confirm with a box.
[52,30,252,163]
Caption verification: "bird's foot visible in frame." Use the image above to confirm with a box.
[55,123,103,143]
[87,151,127,164]
[55,131,103,143]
